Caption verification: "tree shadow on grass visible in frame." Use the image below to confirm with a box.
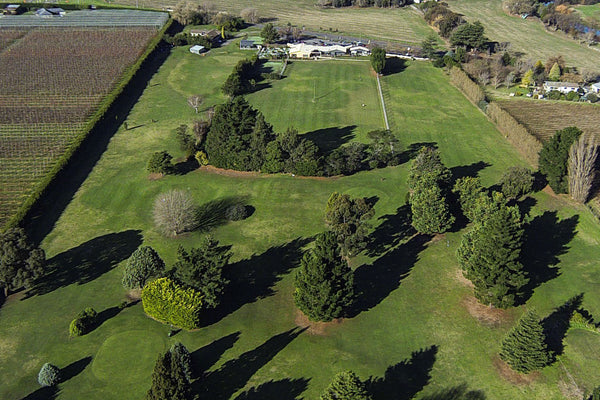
[520,211,579,302]
[350,233,431,317]
[450,161,491,183]
[233,378,310,400]
[20,386,58,400]
[196,196,249,232]
[396,142,439,165]
[302,125,356,155]
[514,196,537,218]
[191,332,241,376]
[93,306,122,331]
[27,230,143,297]
[194,328,305,400]
[61,356,92,382]
[367,345,438,400]
[542,293,584,358]
[421,383,486,400]
[200,238,311,327]
[383,57,407,75]
[172,157,199,175]
[367,204,415,257]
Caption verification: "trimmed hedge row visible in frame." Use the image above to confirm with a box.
[486,102,542,168]
[2,17,172,232]
[142,278,203,330]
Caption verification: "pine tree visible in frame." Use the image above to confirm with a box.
[146,351,194,400]
[170,342,193,383]
[410,182,455,234]
[539,126,582,194]
[294,232,354,322]
[457,204,527,308]
[500,309,552,373]
[407,147,451,191]
[320,370,372,400]
[325,193,375,257]
[548,62,561,81]
[122,246,165,289]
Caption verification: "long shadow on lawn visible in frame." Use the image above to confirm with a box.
[421,383,486,400]
[191,332,241,376]
[520,211,579,302]
[542,293,584,357]
[396,142,439,165]
[367,204,414,257]
[20,387,58,400]
[303,125,356,155]
[27,230,142,297]
[196,196,249,232]
[450,161,490,183]
[383,57,407,75]
[23,42,172,245]
[200,238,310,327]
[350,233,431,317]
[194,328,305,400]
[367,345,438,400]
[233,378,310,400]
[61,356,92,382]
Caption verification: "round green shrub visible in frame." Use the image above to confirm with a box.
[225,204,248,221]
[499,166,534,199]
[38,363,61,387]
[147,151,173,174]
[69,307,97,337]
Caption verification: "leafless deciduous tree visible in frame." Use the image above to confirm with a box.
[153,190,198,237]
[568,133,598,203]
[187,95,203,113]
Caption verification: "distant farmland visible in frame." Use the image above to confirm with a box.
[496,99,600,142]
[0,10,167,227]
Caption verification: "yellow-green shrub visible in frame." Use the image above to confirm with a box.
[142,277,203,330]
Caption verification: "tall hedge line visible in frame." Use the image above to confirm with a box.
[142,278,203,330]
[486,102,542,168]
[2,17,172,232]
[449,66,486,105]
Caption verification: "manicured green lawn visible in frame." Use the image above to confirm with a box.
[1,42,600,400]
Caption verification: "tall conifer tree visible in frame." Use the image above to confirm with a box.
[320,370,372,400]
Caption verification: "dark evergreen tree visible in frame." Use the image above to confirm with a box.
[0,228,45,297]
[367,129,400,167]
[450,21,487,50]
[146,351,194,400]
[294,231,354,322]
[421,33,438,59]
[500,309,552,373]
[370,47,386,74]
[262,128,321,176]
[248,113,274,170]
[170,342,193,383]
[325,192,375,257]
[222,72,245,97]
[456,204,527,308]
[539,126,582,194]
[171,237,231,308]
[147,151,173,174]
[410,181,455,234]
[452,176,484,221]
[407,147,451,191]
[260,23,279,44]
[122,246,165,289]
[320,370,372,400]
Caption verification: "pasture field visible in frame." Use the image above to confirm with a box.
[575,3,600,23]
[2,42,600,400]
[0,23,162,227]
[449,0,600,70]
[495,99,600,142]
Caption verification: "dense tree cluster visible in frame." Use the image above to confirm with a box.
[0,228,45,297]
[294,231,354,322]
[163,32,214,48]
[171,237,231,309]
[539,126,582,194]
[407,147,454,234]
[222,57,262,97]
[325,192,375,257]
[500,309,552,373]
[423,2,465,39]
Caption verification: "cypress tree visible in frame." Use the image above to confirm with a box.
[548,62,561,81]
[410,182,454,234]
[457,204,527,308]
[407,147,451,191]
[538,126,582,194]
[170,342,193,383]
[146,351,194,400]
[294,231,354,322]
[320,370,372,400]
[500,309,552,373]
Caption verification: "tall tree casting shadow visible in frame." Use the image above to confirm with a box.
[367,345,438,400]
[542,293,584,357]
[303,125,356,155]
[367,204,415,257]
[350,233,431,317]
[200,238,310,327]
[194,328,306,400]
[520,211,579,302]
[191,332,241,376]
[28,230,142,297]
[233,378,310,400]
[421,383,486,400]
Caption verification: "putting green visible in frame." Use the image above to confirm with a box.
[92,330,166,385]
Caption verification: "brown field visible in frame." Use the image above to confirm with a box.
[0,27,158,226]
[496,99,600,142]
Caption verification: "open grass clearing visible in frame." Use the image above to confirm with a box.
[449,0,600,70]
[1,42,600,400]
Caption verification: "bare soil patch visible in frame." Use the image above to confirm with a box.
[199,165,263,178]
[462,296,510,327]
[492,356,540,385]
[294,310,343,336]
[126,289,142,301]
[147,173,163,181]
[455,269,475,288]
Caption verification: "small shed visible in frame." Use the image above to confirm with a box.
[189,45,206,55]
[3,4,23,15]
[591,82,600,94]
[240,40,256,50]
[47,7,66,16]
